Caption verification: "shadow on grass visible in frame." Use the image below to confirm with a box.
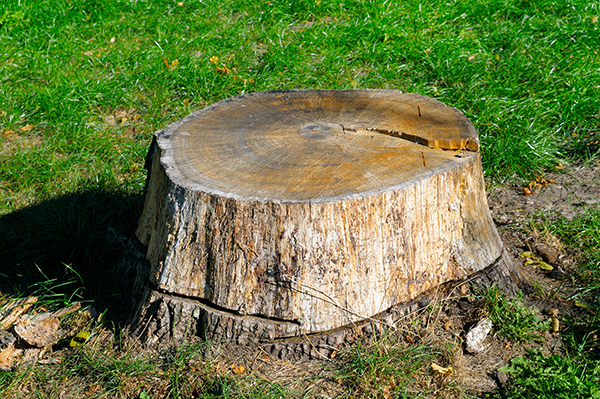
[0,187,143,320]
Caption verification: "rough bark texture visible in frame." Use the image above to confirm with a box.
[128,89,516,346]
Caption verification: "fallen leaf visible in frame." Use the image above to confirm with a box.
[0,296,38,331]
[163,59,179,69]
[592,16,598,23]
[20,124,34,132]
[231,364,246,375]
[431,362,453,375]
[0,345,22,371]
[14,313,60,347]
[468,55,476,61]
[209,56,219,64]
[524,258,536,266]
[551,317,560,333]
[382,385,392,399]
[575,300,588,308]
[519,251,535,259]
[444,320,452,331]
[535,260,553,271]
[70,331,91,347]
[216,65,231,75]
[53,302,81,318]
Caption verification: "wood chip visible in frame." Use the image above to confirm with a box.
[52,302,81,318]
[0,296,38,331]
[14,313,60,347]
[0,345,23,371]
[20,347,44,367]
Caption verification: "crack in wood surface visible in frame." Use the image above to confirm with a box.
[155,288,302,326]
[364,127,480,152]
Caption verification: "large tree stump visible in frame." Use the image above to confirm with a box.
[129,89,516,346]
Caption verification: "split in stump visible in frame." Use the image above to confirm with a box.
[125,89,520,349]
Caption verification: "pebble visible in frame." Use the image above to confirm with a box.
[536,244,559,264]
[465,317,493,354]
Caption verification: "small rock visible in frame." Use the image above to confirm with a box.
[493,214,512,225]
[14,313,60,347]
[496,370,508,386]
[465,317,493,354]
[536,244,559,264]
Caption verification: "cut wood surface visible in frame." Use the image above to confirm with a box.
[132,89,507,343]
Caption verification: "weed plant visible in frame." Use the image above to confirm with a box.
[483,286,551,343]
[496,349,600,399]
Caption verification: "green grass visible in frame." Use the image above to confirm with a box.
[336,339,433,397]
[496,349,600,399]
[1,0,600,397]
[335,337,460,398]
[1,0,599,213]
[483,286,551,343]
[0,337,293,398]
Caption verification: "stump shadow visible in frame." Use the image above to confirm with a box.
[0,188,143,320]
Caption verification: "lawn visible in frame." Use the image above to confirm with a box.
[0,0,599,397]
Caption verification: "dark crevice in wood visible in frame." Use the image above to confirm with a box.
[366,127,431,148]
[154,287,302,326]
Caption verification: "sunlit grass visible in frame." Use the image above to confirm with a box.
[1,0,599,397]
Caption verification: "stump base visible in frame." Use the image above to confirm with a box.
[122,236,521,357]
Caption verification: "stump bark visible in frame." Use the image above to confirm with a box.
[128,89,518,346]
